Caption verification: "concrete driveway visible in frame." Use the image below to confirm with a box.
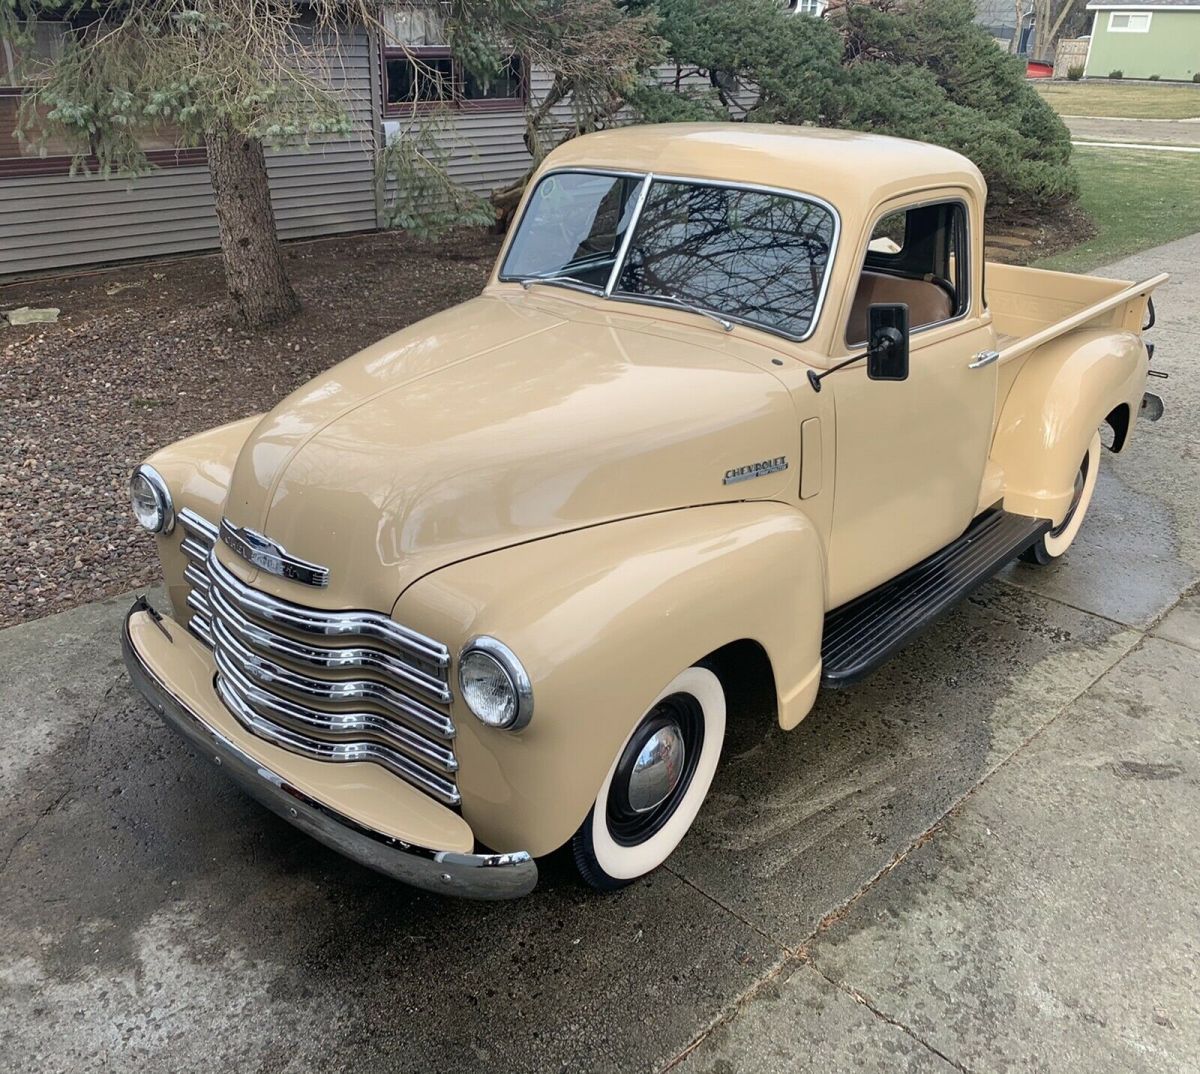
[2,236,1199,1074]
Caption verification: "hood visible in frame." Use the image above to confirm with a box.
[221,293,798,610]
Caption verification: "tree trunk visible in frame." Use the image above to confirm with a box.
[204,119,300,329]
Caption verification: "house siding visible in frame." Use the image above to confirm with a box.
[380,64,570,214]
[1083,9,1200,80]
[0,25,377,277]
[381,63,717,207]
[2,26,732,279]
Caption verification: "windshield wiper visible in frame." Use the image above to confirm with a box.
[665,292,733,332]
[519,272,603,294]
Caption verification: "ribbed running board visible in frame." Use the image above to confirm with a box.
[821,510,1051,688]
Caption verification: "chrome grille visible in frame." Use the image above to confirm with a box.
[178,509,459,806]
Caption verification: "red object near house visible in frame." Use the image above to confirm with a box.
[1026,61,1054,78]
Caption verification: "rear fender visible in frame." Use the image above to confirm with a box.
[394,502,825,857]
[992,328,1145,525]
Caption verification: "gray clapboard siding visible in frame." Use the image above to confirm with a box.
[0,28,738,279]
[0,25,377,277]
[380,66,570,208]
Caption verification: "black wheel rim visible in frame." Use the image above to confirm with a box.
[606,693,705,847]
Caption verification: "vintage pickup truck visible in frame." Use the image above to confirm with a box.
[123,124,1166,899]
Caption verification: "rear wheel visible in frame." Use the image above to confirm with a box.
[572,665,725,891]
[1021,430,1101,566]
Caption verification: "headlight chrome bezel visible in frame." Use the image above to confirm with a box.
[130,464,175,535]
[458,636,534,731]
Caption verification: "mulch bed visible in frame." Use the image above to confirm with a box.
[0,228,502,629]
[985,203,1097,265]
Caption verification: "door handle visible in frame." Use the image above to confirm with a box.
[969,350,1000,369]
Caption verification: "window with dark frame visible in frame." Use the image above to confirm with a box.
[615,179,837,341]
[1,20,202,178]
[1,22,78,167]
[846,200,970,345]
[383,48,525,112]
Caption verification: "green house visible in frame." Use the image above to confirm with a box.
[1083,0,1200,81]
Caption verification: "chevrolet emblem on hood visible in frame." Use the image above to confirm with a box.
[219,519,330,588]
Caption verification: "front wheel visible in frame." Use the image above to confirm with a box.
[572,665,726,891]
[1021,430,1102,566]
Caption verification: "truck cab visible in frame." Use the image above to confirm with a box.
[123,124,1165,898]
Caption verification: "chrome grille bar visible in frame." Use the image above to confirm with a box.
[208,583,451,706]
[183,563,210,593]
[189,612,213,648]
[213,652,457,774]
[186,588,212,620]
[174,507,458,807]
[180,510,217,648]
[215,672,460,806]
[211,612,454,740]
[180,507,219,542]
[180,536,213,562]
[206,550,449,671]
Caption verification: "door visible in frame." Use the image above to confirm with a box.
[826,196,998,608]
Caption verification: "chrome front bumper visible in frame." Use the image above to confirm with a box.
[122,601,538,899]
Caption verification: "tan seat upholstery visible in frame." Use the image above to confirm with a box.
[847,270,954,344]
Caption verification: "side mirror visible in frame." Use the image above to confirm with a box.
[866,303,909,382]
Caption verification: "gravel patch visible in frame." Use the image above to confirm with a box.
[0,228,501,629]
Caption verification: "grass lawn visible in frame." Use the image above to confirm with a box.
[1036,146,1200,271]
[1035,80,1200,119]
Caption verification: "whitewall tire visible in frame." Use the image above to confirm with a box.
[1022,430,1101,566]
[572,665,726,891]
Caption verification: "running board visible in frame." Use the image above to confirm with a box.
[820,510,1051,688]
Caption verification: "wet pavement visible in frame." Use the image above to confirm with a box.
[2,236,1198,1073]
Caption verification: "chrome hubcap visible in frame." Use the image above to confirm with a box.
[627,724,687,813]
[607,694,705,846]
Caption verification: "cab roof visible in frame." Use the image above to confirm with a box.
[541,123,987,220]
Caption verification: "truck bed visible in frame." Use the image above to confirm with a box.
[986,262,1168,360]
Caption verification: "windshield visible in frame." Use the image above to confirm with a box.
[616,180,836,340]
[500,169,837,340]
[499,171,644,291]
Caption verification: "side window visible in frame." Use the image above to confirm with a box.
[847,201,969,345]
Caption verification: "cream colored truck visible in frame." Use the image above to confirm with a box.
[123,124,1167,898]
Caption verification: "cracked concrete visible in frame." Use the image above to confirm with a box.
[2,237,1199,1073]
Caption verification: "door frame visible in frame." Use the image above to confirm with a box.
[829,185,989,362]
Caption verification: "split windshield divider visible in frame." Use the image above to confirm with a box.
[603,171,653,297]
[510,168,842,343]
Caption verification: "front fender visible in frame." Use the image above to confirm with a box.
[993,327,1146,525]
[393,502,826,857]
[144,415,261,621]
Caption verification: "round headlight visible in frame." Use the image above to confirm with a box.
[458,638,533,730]
[129,464,174,535]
